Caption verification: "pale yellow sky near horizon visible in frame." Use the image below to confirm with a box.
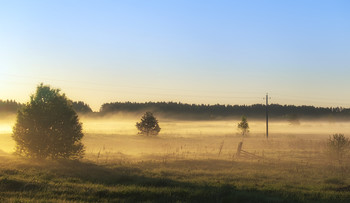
[1,72,348,112]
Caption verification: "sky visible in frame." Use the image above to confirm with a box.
[0,0,349,111]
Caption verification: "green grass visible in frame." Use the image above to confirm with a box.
[1,126,350,202]
[0,154,350,202]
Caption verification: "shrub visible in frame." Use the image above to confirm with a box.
[136,112,161,136]
[12,84,85,159]
[237,116,249,137]
[327,133,350,164]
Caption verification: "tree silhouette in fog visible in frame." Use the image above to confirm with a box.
[238,115,249,137]
[136,112,161,136]
[327,133,350,164]
[12,83,85,159]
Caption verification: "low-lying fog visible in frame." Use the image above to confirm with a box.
[81,116,350,136]
[1,115,350,161]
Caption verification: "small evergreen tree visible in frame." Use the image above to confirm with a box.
[12,83,85,159]
[327,133,350,164]
[237,115,249,137]
[136,112,161,136]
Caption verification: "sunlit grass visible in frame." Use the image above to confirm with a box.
[0,152,349,202]
[1,118,350,201]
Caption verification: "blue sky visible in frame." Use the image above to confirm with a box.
[1,0,349,110]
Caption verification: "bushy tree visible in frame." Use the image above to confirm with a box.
[12,84,85,159]
[327,133,350,164]
[237,115,249,137]
[136,112,161,136]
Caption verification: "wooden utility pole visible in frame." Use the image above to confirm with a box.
[266,93,269,139]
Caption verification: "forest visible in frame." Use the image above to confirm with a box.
[1,100,349,120]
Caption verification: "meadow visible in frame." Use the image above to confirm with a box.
[0,116,350,202]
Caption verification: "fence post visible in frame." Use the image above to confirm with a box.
[236,142,243,157]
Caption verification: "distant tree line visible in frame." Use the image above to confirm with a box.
[100,102,350,120]
[0,100,23,113]
[2,100,350,120]
[0,100,92,115]
[72,101,93,114]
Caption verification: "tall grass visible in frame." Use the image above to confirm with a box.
[0,146,350,203]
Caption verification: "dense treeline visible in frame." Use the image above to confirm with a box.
[100,102,350,120]
[2,100,350,120]
[72,101,93,114]
[0,100,92,115]
[0,100,23,114]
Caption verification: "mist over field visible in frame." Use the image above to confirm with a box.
[2,113,350,200]
[1,114,350,157]
[2,109,350,202]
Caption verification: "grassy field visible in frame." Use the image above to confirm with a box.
[0,119,350,202]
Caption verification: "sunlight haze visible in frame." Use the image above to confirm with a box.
[2,1,350,202]
[1,0,349,110]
